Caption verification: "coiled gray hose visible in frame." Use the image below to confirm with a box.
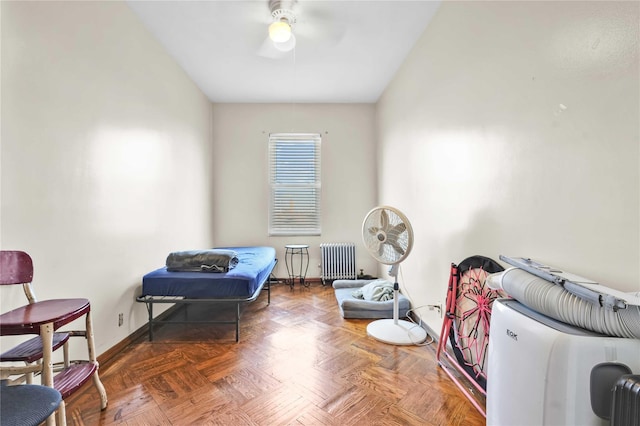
[488,268,640,339]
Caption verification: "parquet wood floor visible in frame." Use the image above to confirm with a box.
[65,283,485,425]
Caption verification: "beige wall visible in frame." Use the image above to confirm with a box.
[1,1,213,356]
[211,103,378,279]
[376,1,640,333]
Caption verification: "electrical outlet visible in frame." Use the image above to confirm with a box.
[427,304,443,317]
[118,313,124,327]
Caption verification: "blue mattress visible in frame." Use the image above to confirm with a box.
[142,246,276,299]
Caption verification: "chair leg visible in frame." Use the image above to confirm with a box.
[38,322,59,425]
[25,362,34,384]
[63,341,70,368]
[92,372,108,410]
[85,311,108,410]
[46,413,56,426]
[40,322,55,388]
[56,399,67,426]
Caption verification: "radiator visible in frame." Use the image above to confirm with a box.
[320,243,356,284]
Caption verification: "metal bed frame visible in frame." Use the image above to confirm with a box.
[136,260,276,342]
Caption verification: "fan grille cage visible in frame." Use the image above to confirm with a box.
[362,206,413,265]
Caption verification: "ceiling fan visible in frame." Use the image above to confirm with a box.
[266,0,298,53]
[258,0,345,59]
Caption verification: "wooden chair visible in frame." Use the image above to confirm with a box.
[0,250,107,425]
[1,252,70,385]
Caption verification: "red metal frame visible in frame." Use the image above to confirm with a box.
[436,262,487,417]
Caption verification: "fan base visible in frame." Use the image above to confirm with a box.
[367,319,427,345]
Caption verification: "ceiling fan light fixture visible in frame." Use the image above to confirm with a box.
[269,20,292,43]
[273,32,296,52]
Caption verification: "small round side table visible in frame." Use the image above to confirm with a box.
[284,244,310,287]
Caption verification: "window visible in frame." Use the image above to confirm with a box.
[269,133,321,236]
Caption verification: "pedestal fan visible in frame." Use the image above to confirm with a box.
[362,206,427,345]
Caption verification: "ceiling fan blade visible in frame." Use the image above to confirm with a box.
[296,20,345,46]
[295,2,346,46]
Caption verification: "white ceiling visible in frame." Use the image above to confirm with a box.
[126,0,441,103]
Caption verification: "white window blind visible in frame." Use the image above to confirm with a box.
[269,133,321,236]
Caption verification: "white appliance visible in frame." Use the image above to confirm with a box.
[487,299,640,426]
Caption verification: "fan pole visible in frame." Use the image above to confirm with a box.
[366,276,427,345]
[393,281,399,325]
